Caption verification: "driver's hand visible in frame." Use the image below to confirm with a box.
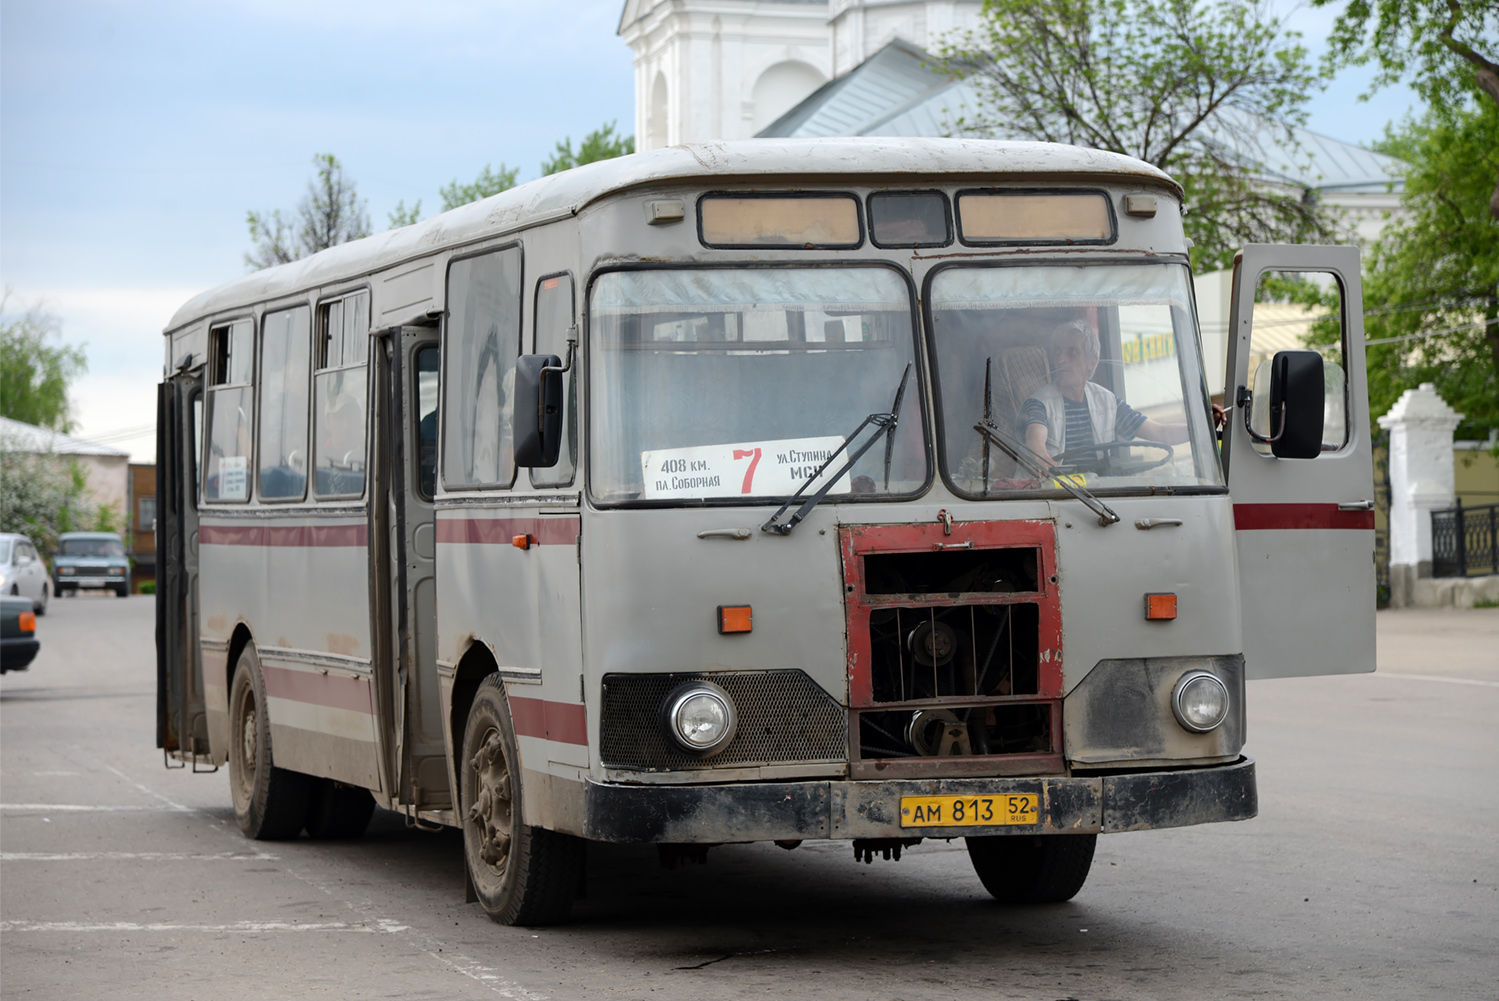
[1211,404,1227,431]
[1030,448,1058,472]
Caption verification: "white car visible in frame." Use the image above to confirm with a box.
[0,533,50,615]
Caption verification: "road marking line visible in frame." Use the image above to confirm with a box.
[2,851,278,861]
[0,921,383,933]
[0,804,167,812]
[105,763,195,811]
[1375,672,1499,688]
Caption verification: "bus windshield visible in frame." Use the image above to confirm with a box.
[929,262,1222,497]
[589,266,928,504]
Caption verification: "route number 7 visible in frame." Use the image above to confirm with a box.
[732,448,762,494]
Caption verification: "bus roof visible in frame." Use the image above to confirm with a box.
[165,138,1180,334]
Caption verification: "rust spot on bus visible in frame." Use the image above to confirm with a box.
[206,614,228,632]
[326,633,361,656]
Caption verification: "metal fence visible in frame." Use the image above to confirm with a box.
[1432,501,1499,578]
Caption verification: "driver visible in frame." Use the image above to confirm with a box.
[1019,319,1194,471]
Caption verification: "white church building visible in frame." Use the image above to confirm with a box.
[617,0,1404,244]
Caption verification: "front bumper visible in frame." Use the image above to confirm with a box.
[582,756,1256,843]
[1,637,40,672]
[57,575,121,588]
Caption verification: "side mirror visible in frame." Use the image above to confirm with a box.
[1238,350,1324,459]
[513,353,563,467]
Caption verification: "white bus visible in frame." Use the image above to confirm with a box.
[156,138,1375,925]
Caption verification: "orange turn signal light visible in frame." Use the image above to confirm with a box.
[512,534,533,550]
[18,611,36,632]
[1144,593,1177,621]
[717,605,752,634]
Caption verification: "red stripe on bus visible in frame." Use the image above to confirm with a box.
[509,696,588,745]
[434,516,579,547]
[260,664,374,714]
[1233,504,1375,531]
[200,523,368,547]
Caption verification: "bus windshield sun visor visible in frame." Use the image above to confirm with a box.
[974,418,1120,527]
[761,363,912,536]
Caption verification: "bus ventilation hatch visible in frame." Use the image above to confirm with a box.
[841,521,1064,779]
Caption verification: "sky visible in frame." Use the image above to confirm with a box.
[1,0,1415,463]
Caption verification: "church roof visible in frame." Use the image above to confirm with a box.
[758,41,1407,193]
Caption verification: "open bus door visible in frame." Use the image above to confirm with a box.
[1223,245,1377,679]
[370,326,448,815]
[156,368,210,766]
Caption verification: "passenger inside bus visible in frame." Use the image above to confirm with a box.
[1019,319,1194,471]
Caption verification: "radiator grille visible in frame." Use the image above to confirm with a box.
[600,670,847,772]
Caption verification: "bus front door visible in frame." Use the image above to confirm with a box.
[1224,245,1376,679]
[156,370,208,766]
[371,326,448,813]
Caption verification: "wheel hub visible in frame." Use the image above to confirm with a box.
[467,728,512,871]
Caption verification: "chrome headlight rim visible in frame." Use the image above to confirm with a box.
[1171,670,1230,733]
[661,681,738,756]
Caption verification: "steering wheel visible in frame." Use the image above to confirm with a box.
[1050,439,1174,476]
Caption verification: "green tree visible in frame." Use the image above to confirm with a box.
[387,198,423,229]
[0,295,87,432]
[1311,0,1499,218]
[0,446,115,563]
[1352,104,1498,438]
[246,153,371,269]
[540,121,635,176]
[934,0,1339,271]
[439,164,520,211]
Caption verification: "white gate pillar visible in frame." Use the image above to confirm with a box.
[1377,383,1463,605]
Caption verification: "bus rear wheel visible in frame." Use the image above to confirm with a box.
[461,674,582,925]
[966,833,1097,904]
[228,644,312,839]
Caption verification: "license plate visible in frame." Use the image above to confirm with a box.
[899,793,1039,828]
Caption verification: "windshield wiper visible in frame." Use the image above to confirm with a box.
[973,418,1121,527]
[762,364,912,536]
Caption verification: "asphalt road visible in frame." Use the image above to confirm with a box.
[2,597,1496,1000]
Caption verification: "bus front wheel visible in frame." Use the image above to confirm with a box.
[228,644,313,839]
[460,674,583,925]
[966,833,1097,904]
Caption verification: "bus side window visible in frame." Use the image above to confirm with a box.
[1247,271,1348,456]
[414,346,440,500]
[314,291,370,498]
[443,247,523,490]
[257,306,311,501]
[203,318,254,503]
[531,273,576,487]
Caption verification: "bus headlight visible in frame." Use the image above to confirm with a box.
[1171,671,1230,733]
[662,682,738,755]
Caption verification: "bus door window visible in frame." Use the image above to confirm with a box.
[443,247,523,490]
[530,273,576,487]
[414,346,440,500]
[927,263,1222,496]
[1244,271,1349,456]
[203,319,253,503]
[257,306,311,501]
[314,291,370,498]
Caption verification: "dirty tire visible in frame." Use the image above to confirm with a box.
[304,780,376,839]
[228,644,313,839]
[966,833,1097,904]
[461,674,583,925]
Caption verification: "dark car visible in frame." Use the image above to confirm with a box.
[53,532,131,597]
[1,594,39,673]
